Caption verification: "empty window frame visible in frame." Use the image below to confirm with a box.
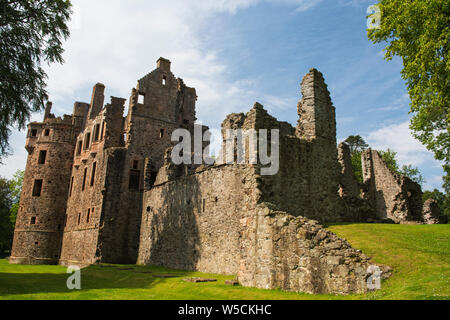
[90,162,97,187]
[128,170,140,190]
[94,124,101,141]
[132,160,138,170]
[82,168,87,191]
[44,129,50,136]
[86,208,90,223]
[159,129,164,138]
[38,150,47,164]
[100,121,106,140]
[32,180,43,197]
[30,216,36,225]
[78,213,81,225]
[76,140,83,155]
[138,93,144,104]
[69,176,74,197]
[162,75,167,85]
[84,132,91,149]
[30,129,38,137]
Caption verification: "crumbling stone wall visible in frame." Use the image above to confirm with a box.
[422,199,447,224]
[337,143,374,222]
[362,149,423,223]
[238,203,377,294]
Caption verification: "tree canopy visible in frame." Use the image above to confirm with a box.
[0,0,72,159]
[367,0,449,192]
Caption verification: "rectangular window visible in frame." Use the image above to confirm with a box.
[90,162,97,187]
[132,160,138,169]
[162,75,167,85]
[44,129,50,136]
[31,129,38,137]
[202,199,206,213]
[86,208,90,223]
[76,141,82,155]
[32,180,43,197]
[82,168,87,191]
[94,124,100,141]
[69,176,74,197]
[128,170,140,190]
[138,94,144,104]
[160,129,164,138]
[38,150,47,164]
[30,217,36,225]
[84,132,91,149]
[78,213,81,225]
[100,121,106,140]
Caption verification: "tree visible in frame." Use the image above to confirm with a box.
[9,169,24,226]
[344,135,369,154]
[400,164,425,186]
[0,0,72,159]
[367,0,449,192]
[344,135,369,183]
[0,177,13,253]
[379,149,399,172]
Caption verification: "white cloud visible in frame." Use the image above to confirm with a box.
[366,121,440,167]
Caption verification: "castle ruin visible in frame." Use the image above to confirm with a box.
[10,58,442,294]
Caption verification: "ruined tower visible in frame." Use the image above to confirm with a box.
[10,104,82,264]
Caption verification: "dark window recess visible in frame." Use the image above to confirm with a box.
[35,242,39,245]
[160,129,164,138]
[77,213,81,225]
[76,141,82,155]
[100,121,106,140]
[69,176,74,197]
[148,171,158,188]
[30,217,36,225]
[31,129,38,137]
[84,133,91,149]
[146,206,151,212]
[44,129,50,136]
[58,224,61,230]
[38,150,47,164]
[129,170,140,190]
[94,124,100,141]
[202,199,206,212]
[86,209,90,223]
[90,162,97,187]
[132,160,139,169]
[32,180,43,197]
[82,168,87,191]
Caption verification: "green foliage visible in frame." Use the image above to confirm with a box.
[368,0,450,192]
[344,135,369,183]
[8,170,24,226]
[422,189,450,218]
[379,149,399,172]
[344,135,369,154]
[399,164,425,186]
[0,224,448,299]
[0,178,13,253]
[351,151,363,183]
[0,0,72,158]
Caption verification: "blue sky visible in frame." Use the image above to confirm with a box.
[0,0,444,191]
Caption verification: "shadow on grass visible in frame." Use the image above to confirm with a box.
[0,264,193,296]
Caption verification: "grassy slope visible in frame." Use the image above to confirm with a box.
[0,224,448,300]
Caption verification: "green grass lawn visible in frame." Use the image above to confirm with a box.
[0,224,448,300]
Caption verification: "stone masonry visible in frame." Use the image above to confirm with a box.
[10,60,439,294]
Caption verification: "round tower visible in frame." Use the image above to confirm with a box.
[9,113,77,265]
